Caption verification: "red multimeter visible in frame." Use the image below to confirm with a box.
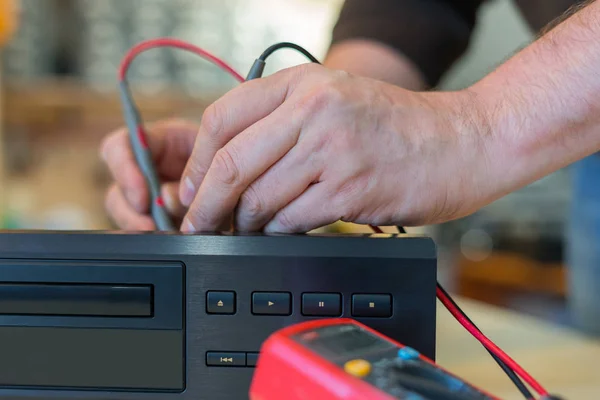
[250,318,499,400]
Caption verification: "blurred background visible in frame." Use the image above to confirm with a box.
[0,0,575,331]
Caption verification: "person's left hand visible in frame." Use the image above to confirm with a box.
[177,63,487,233]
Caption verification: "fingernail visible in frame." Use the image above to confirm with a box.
[264,220,282,233]
[181,177,195,206]
[162,188,174,211]
[182,219,196,233]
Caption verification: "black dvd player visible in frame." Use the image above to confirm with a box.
[0,231,437,399]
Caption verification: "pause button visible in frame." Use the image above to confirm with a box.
[302,293,341,317]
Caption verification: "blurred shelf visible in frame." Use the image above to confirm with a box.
[3,139,111,230]
[2,77,213,130]
[457,250,566,308]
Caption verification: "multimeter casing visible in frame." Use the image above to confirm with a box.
[0,231,436,399]
[250,318,497,400]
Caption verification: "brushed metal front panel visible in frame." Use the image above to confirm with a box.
[0,232,436,400]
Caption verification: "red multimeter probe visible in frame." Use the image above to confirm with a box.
[250,318,499,400]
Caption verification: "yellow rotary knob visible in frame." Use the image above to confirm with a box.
[344,359,372,378]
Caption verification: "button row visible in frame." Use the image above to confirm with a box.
[206,352,259,367]
[207,291,392,318]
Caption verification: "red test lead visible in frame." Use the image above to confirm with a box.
[117,38,245,230]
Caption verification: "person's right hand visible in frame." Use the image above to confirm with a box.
[100,119,200,231]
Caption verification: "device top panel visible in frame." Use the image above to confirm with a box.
[0,231,436,259]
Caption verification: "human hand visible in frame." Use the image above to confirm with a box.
[178,63,491,233]
[100,119,199,230]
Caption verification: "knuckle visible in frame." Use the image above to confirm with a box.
[335,179,365,222]
[275,210,296,231]
[329,70,353,89]
[186,165,208,187]
[201,102,225,139]
[320,81,345,105]
[291,62,321,79]
[239,186,264,220]
[331,68,351,80]
[212,147,242,186]
[188,207,216,228]
[296,88,328,115]
[303,62,321,73]
[297,82,344,116]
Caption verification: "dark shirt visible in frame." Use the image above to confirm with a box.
[331,0,583,86]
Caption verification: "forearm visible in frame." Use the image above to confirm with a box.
[470,0,600,201]
[324,39,427,90]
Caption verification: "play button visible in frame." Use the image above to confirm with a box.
[252,292,291,315]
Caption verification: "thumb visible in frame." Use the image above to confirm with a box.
[101,118,199,215]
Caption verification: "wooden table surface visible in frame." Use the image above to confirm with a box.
[435,298,600,399]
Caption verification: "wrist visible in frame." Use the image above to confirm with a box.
[414,88,505,219]
[458,83,528,207]
[386,86,501,222]
[444,88,504,212]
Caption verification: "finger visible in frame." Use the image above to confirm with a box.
[161,181,187,220]
[263,183,338,233]
[234,139,323,232]
[105,184,156,231]
[179,65,313,207]
[150,119,200,177]
[100,119,198,213]
[101,129,148,213]
[181,100,303,233]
